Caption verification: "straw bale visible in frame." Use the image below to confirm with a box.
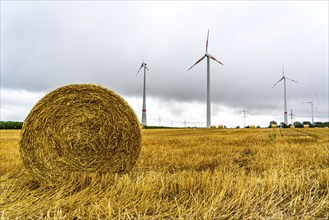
[20,84,141,185]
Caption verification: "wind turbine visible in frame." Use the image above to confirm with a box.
[303,101,314,124]
[272,65,297,125]
[137,59,149,126]
[188,29,223,128]
[240,107,249,128]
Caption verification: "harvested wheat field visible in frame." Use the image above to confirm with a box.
[0,128,328,219]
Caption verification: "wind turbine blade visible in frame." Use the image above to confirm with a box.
[282,63,285,76]
[285,77,297,83]
[136,64,143,76]
[188,55,206,71]
[271,77,284,88]
[145,66,149,71]
[209,55,223,65]
[206,29,209,53]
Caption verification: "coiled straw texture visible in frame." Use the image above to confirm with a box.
[20,84,141,185]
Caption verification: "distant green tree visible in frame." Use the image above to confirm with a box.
[0,121,23,129]
[302,121,314,128]
[314,122,323,127]
[293,121,303,128]
[314,121,329,127]
[268,121,277,128]
[280,122,289,128]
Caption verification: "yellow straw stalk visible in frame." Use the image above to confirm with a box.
[20,84,141,185]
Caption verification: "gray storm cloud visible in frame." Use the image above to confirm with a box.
[1,1,328,122]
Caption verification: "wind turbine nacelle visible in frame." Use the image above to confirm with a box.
[205,53,223,65]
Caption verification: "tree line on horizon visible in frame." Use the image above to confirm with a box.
[0,121,328,130]
[268,120,329,128]
[0,121,23,129]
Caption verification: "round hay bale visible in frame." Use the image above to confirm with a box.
[20,84,141,185]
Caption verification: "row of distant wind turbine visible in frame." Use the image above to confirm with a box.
[244,67,299,127]
[137,29,297,128]
[136,29,223,128]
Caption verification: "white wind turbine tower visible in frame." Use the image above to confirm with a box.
[137,59,149,126]
[272,65,297,125]
[303,101,314,124]
[188,29,223,128]
[240,107,249,128]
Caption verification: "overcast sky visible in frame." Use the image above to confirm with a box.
[1,1,328,127]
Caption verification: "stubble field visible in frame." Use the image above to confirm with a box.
[0,128,328,219]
